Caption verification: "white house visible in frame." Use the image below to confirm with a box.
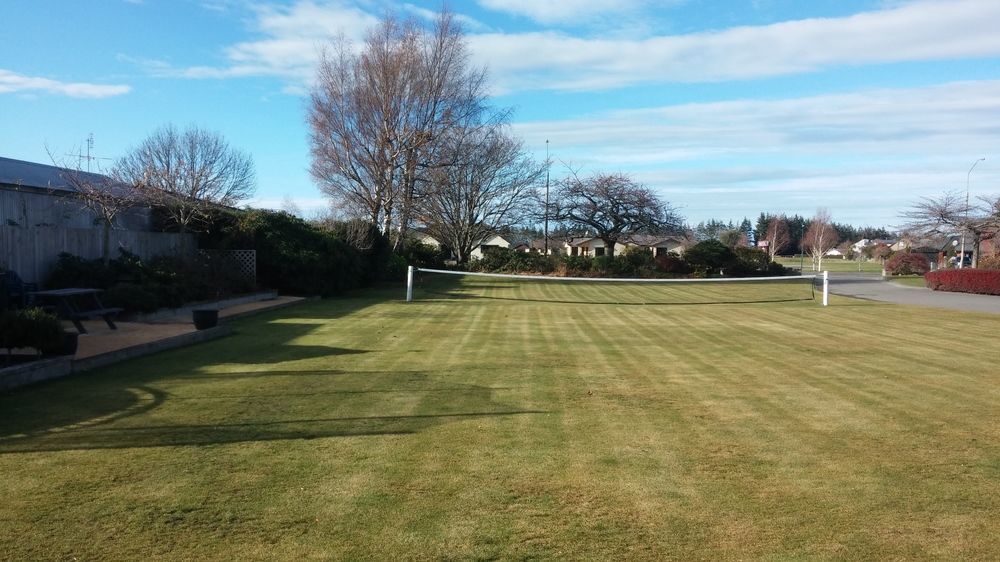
[623,234,686,257]
[561,234,685,257]
[469,234,511,260]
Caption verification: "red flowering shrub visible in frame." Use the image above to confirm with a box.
[925,269,1000,295]
[885,252,930,276]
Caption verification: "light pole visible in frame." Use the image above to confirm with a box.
[959,157,985,269]
[544,140,550,255]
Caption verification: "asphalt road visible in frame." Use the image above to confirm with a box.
[827,273,1000,314]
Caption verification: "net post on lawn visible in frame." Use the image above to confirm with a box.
[406,266,414,302]
[823,270,829,307]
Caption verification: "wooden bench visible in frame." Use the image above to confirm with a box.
[70,307,124,331]
[28,288,122,334]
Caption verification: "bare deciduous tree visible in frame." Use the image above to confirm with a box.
[901,190,1000,267]
[418,124,543,263]
[553,172,680,258]
[308,10,486,250]
[115,124,255,233]
[802,208,838,271]
[763,215,790,259]
[47,149,142,265]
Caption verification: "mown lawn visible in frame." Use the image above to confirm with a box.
[889,275,929,288]
[775,256,885,272]
[1,282,998,559]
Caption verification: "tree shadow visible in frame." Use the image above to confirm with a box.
[0,370,545,454]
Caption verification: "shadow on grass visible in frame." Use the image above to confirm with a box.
[0,370,546,454]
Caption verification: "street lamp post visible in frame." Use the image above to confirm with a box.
[959,157,985,269]
[544,140,550,255]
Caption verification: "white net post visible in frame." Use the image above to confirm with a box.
[406,266,414,302]
[822,270,829,306]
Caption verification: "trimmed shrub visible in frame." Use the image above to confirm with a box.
[46,252,117,289]
[103,283,161,313]
[733,247,771,274]
[563,255,592,273]
[978,253,1000,270]
[925,269,1000,295]
[0,308,62,356]
[398,240,447,270]
[885,252,930,276]
[470,247,556,273]
[209,209,364,296]
[683,240,738,275]
[654,253,690,275]
[47,249,254,312]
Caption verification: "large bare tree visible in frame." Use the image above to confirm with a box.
[47,149,142,265]
[553,172,679,258]
[418,123,544,263]
[763,215,790,259]
[115,124,255,233]
[901,190,1000,268]
[308,10,486,250]
[802,208,838,271]
[60,167,142,265]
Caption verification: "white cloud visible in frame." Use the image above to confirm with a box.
[152,0,1000,96]
[477,0,649,25]
[513,80,1000,224]
[473,0,1000,92]
[516,80,1000,162]
[0,69,131,98]
[400,3,487,31]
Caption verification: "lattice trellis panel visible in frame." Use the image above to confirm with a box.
[199,249,256,286]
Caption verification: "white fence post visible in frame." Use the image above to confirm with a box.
[823,270,829,307]
[406,266,414,302]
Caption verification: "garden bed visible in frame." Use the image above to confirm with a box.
[123,290,279,322]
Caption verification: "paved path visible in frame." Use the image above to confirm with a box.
[827,273,1000,314]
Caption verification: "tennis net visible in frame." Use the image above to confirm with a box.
[407,267,825,306]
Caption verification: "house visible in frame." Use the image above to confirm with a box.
[824,248,844,258]
[891,235,960,268]
[560,234,685,257]
[1,156,194,283]
[515,239,557,255]
[561,237,624,257]
[409,230,442,249]
[0,156,152,230]
[469,234,510,260]
[622,234,686,257]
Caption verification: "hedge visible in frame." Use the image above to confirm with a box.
[924,269,1000,295]
[885,252,930,276]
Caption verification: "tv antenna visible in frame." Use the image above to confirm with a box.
[66,133,112,172]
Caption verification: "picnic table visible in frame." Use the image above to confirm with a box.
[29,288,122,334]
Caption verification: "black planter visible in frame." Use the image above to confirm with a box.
[192,309,219,330]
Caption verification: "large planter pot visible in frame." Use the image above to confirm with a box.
[41,331,79,357]
[192,309,219,330]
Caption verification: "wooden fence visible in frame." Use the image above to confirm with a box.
[0,225,196,284]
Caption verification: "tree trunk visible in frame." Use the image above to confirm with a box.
[102,221,112,266]
[602,237,617,258]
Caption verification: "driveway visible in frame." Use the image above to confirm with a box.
[827,273,1000,314]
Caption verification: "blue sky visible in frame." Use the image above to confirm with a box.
[2,0,999,228]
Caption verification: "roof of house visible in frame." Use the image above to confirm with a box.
[623,233,684,246]
[0,156,111,193]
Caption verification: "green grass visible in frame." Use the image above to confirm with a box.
[889,275,929,287]
[775,256,885,272]
[2,282,999,559]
